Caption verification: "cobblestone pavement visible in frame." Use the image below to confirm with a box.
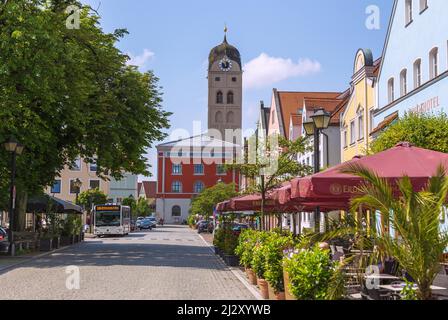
[0,226,255,300]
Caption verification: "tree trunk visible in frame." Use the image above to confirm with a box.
[14,190,28,232]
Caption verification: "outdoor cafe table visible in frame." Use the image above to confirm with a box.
[380,284,447,292]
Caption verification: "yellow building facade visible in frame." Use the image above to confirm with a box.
[341,49,381,162]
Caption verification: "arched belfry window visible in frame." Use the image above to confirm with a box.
[227,91,234,104]
[226,111,234,124]
[216,91,223,104]
[215,111,223,123]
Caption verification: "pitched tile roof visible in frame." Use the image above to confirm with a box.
[138,181,157,199]
[370,111,399,136]
[276,91,342,139]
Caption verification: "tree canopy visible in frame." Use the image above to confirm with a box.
[370,112,448,154]
[190,183,238,218]
[0,1,171,228]
[77,188,108,210]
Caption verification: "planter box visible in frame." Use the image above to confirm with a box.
[223,254,239,267]
[74,235,80,243]
[39,239,53,252]
[52,237,61,249]
[214,246,221,255]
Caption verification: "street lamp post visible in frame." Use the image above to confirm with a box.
[3,136,24,256]
[303,108,331,233]
[73,178,82,205]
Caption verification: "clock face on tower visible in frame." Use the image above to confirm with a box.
[219,56,232,72]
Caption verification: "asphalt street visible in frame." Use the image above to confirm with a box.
[0,226,255,300]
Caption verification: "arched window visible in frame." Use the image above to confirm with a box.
[400,69,407,96]
[405,0,413,25]
[227,91,234,104]
[216,91,223,104]
[357,106,364,140]
[414,59,422,89]
[388,78,395,104]
[429,47,439,79]
[226,111,234,124]
[215,111,223,123]
[171,181,182,193]
[193,181,205,194]
[172,205,181,217]
[420,0,428,13]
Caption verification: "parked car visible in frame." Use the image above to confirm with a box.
[0,227,9,254]
[232,223,249,234]
[139,219,153,230]
[146,217,157,229]
[197,221,209,234]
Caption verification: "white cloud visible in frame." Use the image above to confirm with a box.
[126,49,155,69]
[243,53,321,90]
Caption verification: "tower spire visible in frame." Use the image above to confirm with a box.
[223,24,228,43]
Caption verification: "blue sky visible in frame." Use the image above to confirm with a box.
[80,0,394,180]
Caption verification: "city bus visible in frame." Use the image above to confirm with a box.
[93,205,131,237]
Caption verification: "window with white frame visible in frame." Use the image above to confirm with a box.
[171,181,182,193]
[358,110,364,140]
[388,78,395,103]
[89,159,98,172]
[71,157,81,171]
[172,164,182,175]
[89,180,100,190]
[51,180,62,194]
[429,47,439,79]
[343,127,348,148]
[350,120,356,144]
[419,0,428,13]
[405,0,413,25]
[216,164,227,175]
[369,109,375,133]
[194,164,204,175]
[400,69,407,96]
[193,181,205,194]
[414,59,422,89]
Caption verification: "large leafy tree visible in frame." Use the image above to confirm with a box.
[0,0,171,230]
[190,183,238,218]
[370,112,448,154]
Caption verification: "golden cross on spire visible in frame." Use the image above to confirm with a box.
[224,24,228,35]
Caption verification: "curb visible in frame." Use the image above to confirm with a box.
[196,231,263,301]
[0,241,84,274]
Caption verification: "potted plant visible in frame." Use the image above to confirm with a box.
[235,229,258,284]
[283,245,336,300]
[213,227,224,256]
[222,227,240,266]
[264,232,293,300]
[252,232,270,299]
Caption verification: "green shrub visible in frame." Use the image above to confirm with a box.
[223,228,239,255]
[264,232,294,293]
[235,229,258,268]
[284,245,336,300]
[213,226,226,250]
[251,231,270,278]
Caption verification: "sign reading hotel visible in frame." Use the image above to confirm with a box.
[409,96,441,114]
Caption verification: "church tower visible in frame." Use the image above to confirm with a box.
[207,28,242,142]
